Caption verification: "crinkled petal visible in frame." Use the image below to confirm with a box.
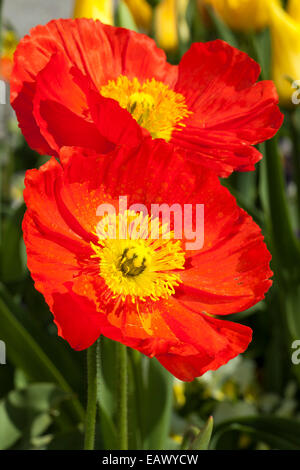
[173,40,283,176]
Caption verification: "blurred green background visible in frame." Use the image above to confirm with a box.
[2,0,300,450]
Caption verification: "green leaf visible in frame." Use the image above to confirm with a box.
[0,383,68,450]
[0,399,21,449]
[264,138,300,347]
[0,205,26,282]
[265,138,300,273]
[252,29,271,80]
[206,6,238,48]
[214,416,300,450]
[144,360,173,450]
[97,337,118,450]
[129,352,173,450]
[98,339,172,450]
[0,282,85,399]
[189,416,214,450]
[47,430,84,450]
[0,293,84,424]
[115,1,138,31]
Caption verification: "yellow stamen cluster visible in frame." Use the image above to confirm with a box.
[91,210,185,302]
[100,75,191,141]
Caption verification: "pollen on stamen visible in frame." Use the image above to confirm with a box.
[100,75,192,142]
[90,210,185,303]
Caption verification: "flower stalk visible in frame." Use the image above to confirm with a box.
[84,340,99,450]
[117,343,128,450]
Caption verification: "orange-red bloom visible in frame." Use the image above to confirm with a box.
[23,139,272,381]
[11,19,283,177]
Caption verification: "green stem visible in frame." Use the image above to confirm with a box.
[84,340,98,450]
[129,349,144,448]
[117,343,128,450]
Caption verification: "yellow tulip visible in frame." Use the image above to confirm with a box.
[154,0,178,52]
[287,0,300,23]
[269,1,300,106]
[74,0,114,25]
[202,0,279,32]
[123,0,153,31]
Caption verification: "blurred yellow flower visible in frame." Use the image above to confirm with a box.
[123,0,152,30]
[269,1,300,106]
[203,0,279,32]
[2,30,18,58]
[1,29,19,81]
[287,0,300,23]
[154,0,178,52]
[74,0,114,25]
[171,434,183,445]
[173,380,186,407]
[10,173,25,208]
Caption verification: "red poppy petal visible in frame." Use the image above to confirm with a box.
[22,212,90,302]
[32,53,120,155]
[50,287,175,353]
[23,156,98,243]
[173,40,283,176]
[72,66,144,148]
[23,157,97,300]
[11,84,54,156]
[11,18,177,95]
[171,129,264,175]
[176,207,272,315]
[97,22,177,86]
[156,299,252,381]
[51,288,104,350]
[10,19,177,155]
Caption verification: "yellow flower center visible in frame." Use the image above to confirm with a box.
[91,210,185,302]
[100,75,191,141]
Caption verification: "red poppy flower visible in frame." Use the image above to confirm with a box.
[11,19,282,176]
[23,139,272,381]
